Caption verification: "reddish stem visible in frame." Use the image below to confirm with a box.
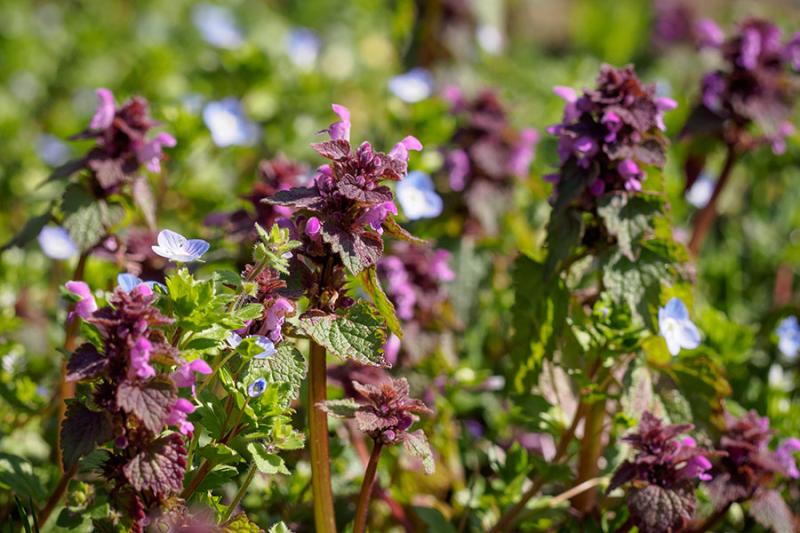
[688,146,738,256]
[353,441,383,533]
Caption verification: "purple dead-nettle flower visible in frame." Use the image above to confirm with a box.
[696,18,725,48]
[396,171,443,220]
[658,297,701,356]
[263,297,294,343]
[172,359,213,396]
[285,27,320,70]
[388,68,434,103]
[547,65,675,208]
[776,315,800,359]
[192,3,244,49]
[203,98,259,147]
[65,281,98,320]
[683,18,800,155]
[249,335,277,359]
[151,229,210,263]
[775,438,800,479]
[90,88,116,130]
[248,377,268,398]
[38,226,78,260]
[166,398,196,435]
[508,128,539,178]
[138,132,177,173]
[609,412,713,533]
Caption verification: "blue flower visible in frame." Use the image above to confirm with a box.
[37,226,78,260]
[117,273,165,294]
[192,4,244,49]
[248,377,267,398]
[285,27,320,70]
[396,171,443,220]
[388,68,434,103]
[776,316,800,360]
[658,297,701,356]
[203,98,259,147]
[225,331,243,349]
[249,335,276,359]
[151,229,210,263]
[686,174,715,208]
[36,134,71,166]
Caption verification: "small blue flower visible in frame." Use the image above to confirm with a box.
[37,226,78,260]
[36,134,71,166]
[192,3,244,49]
[686,174,715,208]
[396,171,443,220]
[658,297,701,356]
[285,27,320,70]
[117,273,165,294]
[776,316,800,360]
[249,335,276,359]
[225,331,243,349]
[151,229,210,263]
[248,377,267,398]
[388,68,434,103]
[203,98,259,147]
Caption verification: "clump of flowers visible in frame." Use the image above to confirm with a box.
[63,282,210,531]
[609,412,712,533]
[441,87,538,234]
[378,243,456,366]
[684,18,800,154]
[546,64,676,207]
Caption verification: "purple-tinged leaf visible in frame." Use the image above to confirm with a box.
[264,186,322,208]
[60,402,113,470]
[66,343,108,382]
[381,216,427,246]
[336,178,393,203]
[117,379,176,433]
[403,429,435,474]
[320,222,383,275]
[748,489,795,533]
[310,139,351,160]
[131,177,157,231]
[628,482,695,533]
[122,433,186,497]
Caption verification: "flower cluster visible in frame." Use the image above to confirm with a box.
[547,65,675,207]
[76,88,176,195]
[609,412,712,533]
[62,282,211,530]
[684,18,800,154]
[378,243,455,366]
[235,263,295,346]
[651,0,724,49]
[441,87,538,232]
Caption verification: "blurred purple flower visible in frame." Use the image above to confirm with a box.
[90,88,116,130]
[65,280,98,320]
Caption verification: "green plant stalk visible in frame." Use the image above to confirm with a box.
[309,340,336,533]
[221,462,258,522]
[353,440,383,533]
[571,399,606,514]
[37,463,78,525]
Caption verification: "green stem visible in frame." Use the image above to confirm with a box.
[572,399,606,514]
[309,341,336,533]
[37,463,78,525]
[353,440,383,533]
[222,462,258,522]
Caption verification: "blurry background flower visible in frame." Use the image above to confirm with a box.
[777,316,800,359]
[396,171,443,220]
[192,3,244,49]
[35,134,71,166]
[285,27,321,70]
[388,68,434,103]
[203,98,260,147]
[685,173,715,208]
[37,226,78,260]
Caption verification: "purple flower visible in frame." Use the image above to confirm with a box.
[553,86,580,123]
[129,336,155,380]
[203,98,259,147]
[446,149,470,191]
[90,88,116,130]
[602,111,623,143]
[172,359,213,395]
[430,249,455,282]
[151,229,210,263]
[359,201,398,233]
[305,216,321,237]
[166,398,196,435]
[396,171,443,220]
[383,334,401,367]
[248,377,268,398]
[677,437,713,481]
[380,256,416,320]
[507,128,539,177]
[137,132,176,173]
[388,135,423,163]
[695,18,725,48]
[618,159,645,191]
[264,297,294,343]
[388,68,434,103]
[785,32,800,70]
[327,103,350,141]
[655,97,678,131]
[38,226,78,260]
[65,281,97,320]
[775,438,800,479]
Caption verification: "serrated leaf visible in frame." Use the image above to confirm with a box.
[403,429,435,474]
[117,379,177,433]
[249,343,307,404]
[749,489,794,533]
[63,199,125,251]
[320,221,383,275]
[621,363,654,422]
[247,442,289,475]
[298,302,388,366]
[198,443,239,465]
[597,193,663,259]
[601,248,672,327]
[264,186,321,208]
[66,343,108,382]
[123,434,186,497]
[61,402,113,470]
[235,303,265,322]
[382,215,427,245]
[224,513,265,533]
[320,398,360,418]
[361,266,402,338]
[310,139,351,160]
[628,483,695,533]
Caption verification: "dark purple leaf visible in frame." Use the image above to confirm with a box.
[44,157,87,184]
[336,178,393,203]
[748,489,795,533]
[66,343,108,382]
[122,434,186,498]
[320,222,383,275]
[60,402,113,470]
[265,186,322,208]
[311,139,351,160]
[117,379,176,433]
[628,482,695,533]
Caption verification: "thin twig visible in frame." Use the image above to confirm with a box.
[688,145,738,255]
[353,441,383,533]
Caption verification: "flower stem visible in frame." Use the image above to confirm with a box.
[37,463,78,525]
[688,145,738,256]
[221,462,258,522]
[309,340,337,533]
[353,440,383,533]
[572,399,606,514]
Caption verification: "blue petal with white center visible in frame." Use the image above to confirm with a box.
[388,68,434,103]
[777,315,800,360]
[248,377,267,398]
[151,229,210,263]
[38,226,78,260]
[203,98,259,147]
[192,4,244,49]
[396,171,443,220]
[658,297,701,356]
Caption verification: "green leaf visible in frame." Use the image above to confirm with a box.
[247,442,290,475]
[382,215,427,245]
[60,402,113,470]
[360,266,402,338]
[403,429,435,474]
[0,453,46,500]
[298,302,388,366]
[193,464,239,493]
[224,513,265,533]
[268,522,292,533]
[597,193,663,259]
[601,247,672,327]
[198,444,239,465]
[248,343,307,405]
[320,398,360,418]
[62,199,125,251]
[235,303,265,322]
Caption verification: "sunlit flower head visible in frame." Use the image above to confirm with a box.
[90,88,115,130]
[166,398,196,435]
[396,171,443,220]
[658,297,701,356]
[65,281,97,320]
[137,132,177,173]
[38,226,78,260]
[151,229,210,263]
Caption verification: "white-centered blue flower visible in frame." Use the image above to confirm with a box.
[117,273,166,294]
[777,315,800,360]
[249,335,276,359]
[37,226,78,260]
[192,3,244,49]
[396,171,443,220]
[248,377,267,397]
[151,229,210,263]
[658,297,701,356]
[203,98,259,147]
[686,174,715,208]
[285,27,320,70]
[36,134,71,166]
[388,68,434,103]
